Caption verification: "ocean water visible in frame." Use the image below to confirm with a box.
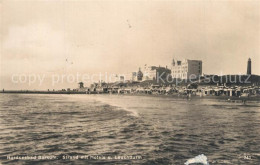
[0,94,260,165]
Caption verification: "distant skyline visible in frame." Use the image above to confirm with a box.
[0,0,259,90]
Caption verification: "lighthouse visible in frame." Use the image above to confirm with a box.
[247,58,251,75]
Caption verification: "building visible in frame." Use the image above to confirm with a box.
[78,82,84,88]
[137,68,143,81]
[131,69,143,82]
[119,76,124,82]
[121,72,135,82]
[109,72,136,83]
[247,58,251,75]
[132,72,137,81]
[143,65,171,81]
[108,74,121,83]
[171,58,202,79]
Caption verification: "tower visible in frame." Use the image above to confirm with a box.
[247,58,251,75]
[137,68,143,81]
[172,58,175,66]
[78,82,84,88]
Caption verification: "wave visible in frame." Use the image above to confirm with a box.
[93,98,139,117]
[63,95,139,117]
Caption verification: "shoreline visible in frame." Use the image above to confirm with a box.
[0,90,86,94]
[1,91,260,102]
[115,93,260,102]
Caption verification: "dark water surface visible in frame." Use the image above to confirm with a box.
[0,94,260,164]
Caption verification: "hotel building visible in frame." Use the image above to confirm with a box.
[143,65,171,81]
[171,59,202,79]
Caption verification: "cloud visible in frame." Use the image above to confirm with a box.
[1,23,71,75]
[3,23,66,60]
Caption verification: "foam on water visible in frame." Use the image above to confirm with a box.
[90,96,139,117]
[184,154,209,165]
[62,94,139,117]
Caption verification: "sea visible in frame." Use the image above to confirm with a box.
[0,94,259,165]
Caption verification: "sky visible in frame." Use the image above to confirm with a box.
[0,0,259,90]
